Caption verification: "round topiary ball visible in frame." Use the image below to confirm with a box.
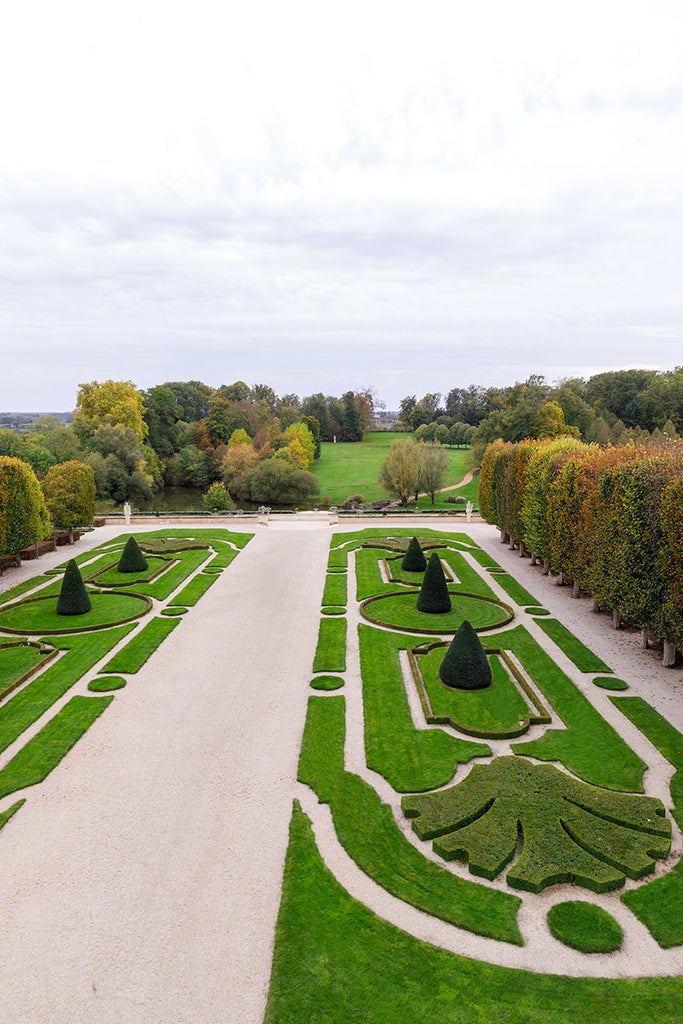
[439,620,492,689]
[117,535,148,573]
[402,536,427,572]
[416,553,451,613]
[56,559,92,616]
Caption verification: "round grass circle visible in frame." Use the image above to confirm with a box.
[547,901,623,953]
[88,676,127,692]
[593,676,629,691]
[0,591,151,634]
[360,590,512,635]
[322,606,346,616]
[161,607,189,616]
[526,607,551,616]
[310,675,345,690]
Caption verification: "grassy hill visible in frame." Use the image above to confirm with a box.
[310,433,478,509]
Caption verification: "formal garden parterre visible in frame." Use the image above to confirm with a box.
[0,528,251,834]
[267,527,683,1023]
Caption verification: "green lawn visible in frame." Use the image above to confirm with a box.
[311,433,474,505]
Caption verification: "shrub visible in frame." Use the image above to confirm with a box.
[203,481,233,512]
[416,553,451,613]
[402,536,427,572]
[117,535,148,573]
[439,620,492,690]
[56,559,92,616]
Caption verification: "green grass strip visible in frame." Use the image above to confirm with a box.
[505,626,645,792]
[0,575,53,604]
[0,799,25,832]
[298,696,522,943]
[0,695,113,801]
[488,571,539,607]
[611,696,683,948]
[327,547,348,569]
[0,644,52,701]
[101,617,180,674]
[359,624,489,792]
[535,618,612,673]
[312,618,347,673]
[322,572,347,607]
[131,547,211,600]
[172,571,218,606]
[264,801,683,1024]
[0,625,134,754]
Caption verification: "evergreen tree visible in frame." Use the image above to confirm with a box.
[416,553,451,613]
[439,620,492,690]
[402,536,427,572]
[56,559,92,615]
[118,535,149,572]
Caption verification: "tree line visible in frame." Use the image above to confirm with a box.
[399,368,683,461]
[0,379,372,507]
[479,435,683,665]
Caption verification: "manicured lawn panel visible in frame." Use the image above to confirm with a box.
[360,590,511,634]
[505,626,646,792]
[359,625,489,793]
[535,618,612,673]
[327,548,348,569]
[322,572,347,607]
[547,901,623,953]
[439,549,500,598]
[172,571,218,606]
[0,591,150,634]
[0,626,134,754]
[131,548,211,600]
[0,576,54,604]
[487,571,539,607]
[312,618,347,673]
[0,799,25,832]
[612,697,683,947]
[354,547,397,601]
[102,617,180,673]
[418,648,537,738]
[298,697,522,943]
[264,802,683,1024]
[0,695,113,801]
[0,644,54,701]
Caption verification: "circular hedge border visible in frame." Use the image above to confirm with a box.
[0,591,152,635]
[547,900,623,953]
[359,590,513,635]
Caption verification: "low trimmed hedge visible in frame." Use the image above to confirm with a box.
[403,756,670,894]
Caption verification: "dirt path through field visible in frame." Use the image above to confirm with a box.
[0,522,330,1024]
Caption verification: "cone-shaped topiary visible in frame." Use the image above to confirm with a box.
[117,535,148,573]
[402,536,427,572]
[416,552,451,613]
[439,619,492,690]
[56,558,92,616]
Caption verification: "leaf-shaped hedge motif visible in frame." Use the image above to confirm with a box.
[402,756,671,894]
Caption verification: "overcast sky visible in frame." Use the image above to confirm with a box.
[2,1,683,412]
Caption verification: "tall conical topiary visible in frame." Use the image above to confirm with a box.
[402,536,427,572]
[56,558,92,616]
[439,620,492,690]
[117,535,148,573]
[416,553,451,613]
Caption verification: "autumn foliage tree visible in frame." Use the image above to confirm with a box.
[378,438,422,506]
[41,460,97,542]
[0,456,51,557]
